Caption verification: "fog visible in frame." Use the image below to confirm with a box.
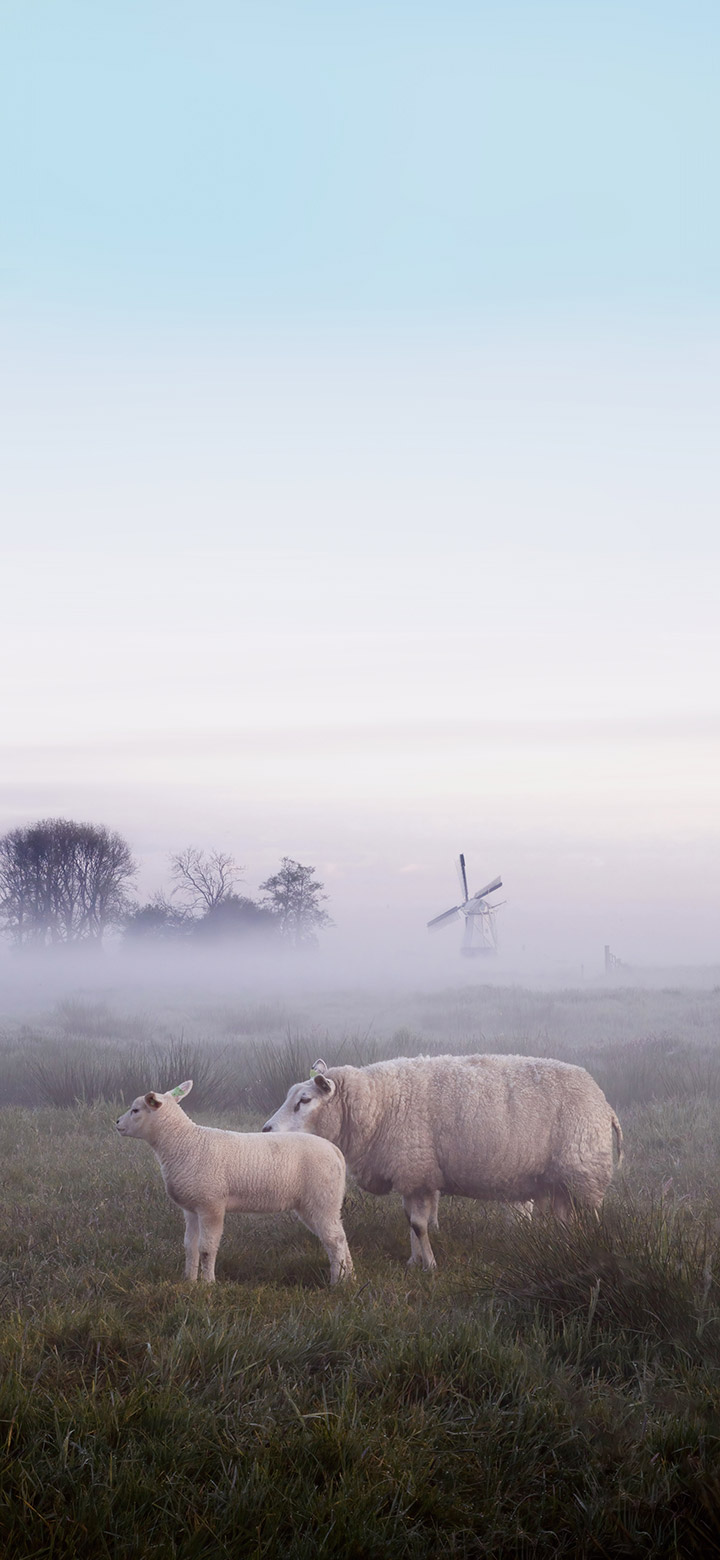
[1,933,719,1040]
[3,327,719,978]
[2,5,719,1004]
[3,331,718,982]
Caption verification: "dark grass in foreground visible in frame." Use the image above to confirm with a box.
[3,1104,720,1557]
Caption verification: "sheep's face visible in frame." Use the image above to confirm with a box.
[116,1092,164,1139]
[262,1066,336,1137]
[116,1082,193,1140]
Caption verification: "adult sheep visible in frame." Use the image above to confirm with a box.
[117,1080,353,1284]
[263,1054,623,1270]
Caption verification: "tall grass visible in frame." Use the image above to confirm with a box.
[4,1019,396,1113]
[243,1026,318,1115]
[20,1034,241,1111]
[245,1026,385,1114]
[11,1018,720,1116]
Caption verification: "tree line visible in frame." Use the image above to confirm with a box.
[0,820,332,951]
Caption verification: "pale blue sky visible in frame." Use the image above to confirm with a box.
[1,2,719,971]
[2,0,719,322]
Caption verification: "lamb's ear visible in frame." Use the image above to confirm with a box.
[169,1080,193,1102]
[310,1058,329,1075]
[145,1092,163,1110]
[314,1073,335,1097]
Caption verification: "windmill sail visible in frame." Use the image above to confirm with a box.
[457,854,469,902]
[428,904,461,930]
[473,876,502,901]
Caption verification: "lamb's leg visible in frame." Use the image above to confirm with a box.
[324,1224,354,1285]
[403,1192,438,1271]
[298,1210,354,1284]
[197,1206,225,1282]
[429,1190,440,1231]
[183,1208,200,1281]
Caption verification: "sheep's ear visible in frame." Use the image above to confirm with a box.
[309,1058,332,1090]
[169,1080,193,1101]
[145,1092,163,1110]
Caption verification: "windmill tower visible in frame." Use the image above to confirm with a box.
[427,854,503,957]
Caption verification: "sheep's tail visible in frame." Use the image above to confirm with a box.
[611,1113,624,1166]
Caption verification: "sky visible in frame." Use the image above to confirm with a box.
[1,1,719,974]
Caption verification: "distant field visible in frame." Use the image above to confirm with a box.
[2,984,720,1557]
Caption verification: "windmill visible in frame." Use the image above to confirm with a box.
[427,855,503,956]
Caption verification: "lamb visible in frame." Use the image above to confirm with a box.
[116,1080,353,1284]
[263,1054,623,1270]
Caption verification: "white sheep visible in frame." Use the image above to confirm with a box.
[263,1054,623,1270]
[116,1080,353,1284]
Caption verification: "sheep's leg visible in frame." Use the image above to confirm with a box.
[576,1183,604,1221]
[197,1206,225,1282]
[183,1208,200,1281]
[403,1192,438,1271]
[534,1185,574,1222]
[429,1190,440,1231]
[553,1186,574,1223]
[298,1211,354,1284]
[535,1182,601,1223]
[323,1223,354,1285]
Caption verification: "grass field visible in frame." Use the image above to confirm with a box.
[2,983,720,1558]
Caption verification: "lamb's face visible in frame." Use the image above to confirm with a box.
[116,1092,163,1139]
[116,1080,192,1140]
[262,1073,336,1136]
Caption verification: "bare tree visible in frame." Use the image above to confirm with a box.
[0,818,136,947]
[258,858,333,948]
[170,848,243,915]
